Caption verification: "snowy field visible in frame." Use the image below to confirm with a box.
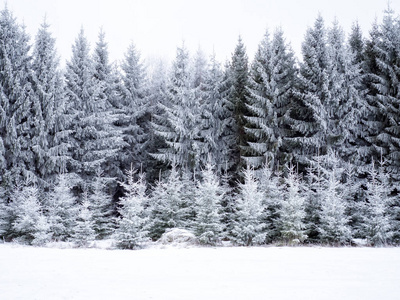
[1,244,400,300]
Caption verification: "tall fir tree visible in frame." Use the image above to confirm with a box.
[246,28,298,168]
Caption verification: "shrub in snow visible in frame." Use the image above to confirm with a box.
[363,160,393,246]
[115,167,150,249]
[46,174,77,241]
[72,190,96,247]
[231,166,266,246]
[158,228,198,246]
[194,161,224,245]
[279,166,307,245]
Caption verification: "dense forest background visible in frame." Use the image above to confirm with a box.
[0,6,400,247]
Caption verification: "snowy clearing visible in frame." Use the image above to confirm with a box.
[1,244,399,300]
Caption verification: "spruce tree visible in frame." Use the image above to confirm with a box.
[73,190,96,247]
[246,28,298,168]
[279,165,307,245]
[90,168,115,239]
[46,173,77,241]
[231,166,266,246]
[115,167,149,249]
[31,20,70,186]
[152,44,201,172]
[194,160,224,245]
[363,159,393,246]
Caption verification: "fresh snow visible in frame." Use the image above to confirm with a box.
[1,244,399,300]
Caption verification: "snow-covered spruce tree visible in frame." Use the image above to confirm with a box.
[259,162,284,243]
[0,187,9,239]
[119,42,149,172]
[148,164,188,240]
[326,20,365,166]
[194,160,224,245]
[199,55,236,175]
[364,8,400,184]
[90,168,116,239]
[279,165,307,245]
[9,182,47,244]
[363,159,393,246]
[219,169,237,240]
[0,8,38,193]
[72,189,95,247]
[229,37,251,175]
[115,167,149,249]
[318,153,352,245]
[289,15,330,170]
[32,214,52,246]
[245,28,298,168]
[31,20,70,186]
[46,173,78,241]
[231,166,266,246]
[92,30,126,182]
[64,28,121,186]
[152,44,202,173]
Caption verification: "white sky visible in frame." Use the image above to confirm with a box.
[4,0,400,66]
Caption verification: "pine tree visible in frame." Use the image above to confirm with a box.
[115,167,149,249]
[0,187,9,239]
[90,168,115,239]
[31,20,70,186]
[32,214,51,246]
[363,159,393,246]
[73,189,95,247]
[194,160,224,245]
[46,173,78,241]
[231,166,266,246]
[246,28,298,168]
[279,165,307,245]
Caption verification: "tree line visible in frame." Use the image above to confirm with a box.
[0,6,399,247]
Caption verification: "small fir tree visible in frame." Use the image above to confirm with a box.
[73,189,95,247]
[115,167,149,249]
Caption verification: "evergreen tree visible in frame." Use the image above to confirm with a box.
[194,160,224,245]
[90,168,115,239]
[31,20,70,186]
[119,42,149,171]
[0,187,9,239]
[152,44,201,172]
[0,8,38,192]
[73,189,95,247]
[229,37,251,174]
[9,182,44,244]
[200,56,236,175]
[231,166,266,246]
[246,28,298,168]
[46,173,77,241]
[363,159,393,246]
[64,28,121,185]
[92,29,126,182]
[32,214,51,246]
[148,164,187,240]
[115,167,149,249]
[279,165,307,245]
[318,153,352,245]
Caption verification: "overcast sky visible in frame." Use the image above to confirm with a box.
[4,0,400,66]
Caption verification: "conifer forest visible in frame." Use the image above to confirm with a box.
[1,5,400,248]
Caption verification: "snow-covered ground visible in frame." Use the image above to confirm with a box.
[1,243,399,300]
